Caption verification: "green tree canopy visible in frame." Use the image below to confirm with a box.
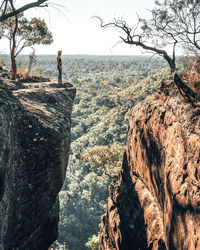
[85,234,99,250]
[0,12,53,57]
[79,144,126,178]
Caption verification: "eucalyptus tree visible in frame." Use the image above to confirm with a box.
[152,0,200,55]
[0,11,53,79]
[96,0,200,105]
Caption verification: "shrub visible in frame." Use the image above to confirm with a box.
[85,235,99,250]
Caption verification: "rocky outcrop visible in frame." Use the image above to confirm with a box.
[99,86,200,249]
[0,79,75,250]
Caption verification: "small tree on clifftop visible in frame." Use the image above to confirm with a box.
[0,10,53,79]
[96,0,200,105]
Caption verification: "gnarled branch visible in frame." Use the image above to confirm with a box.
[95,16,200,104]
[0,0,48,22]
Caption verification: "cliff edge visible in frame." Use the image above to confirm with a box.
[0,79,75,250]
[99,86,200,249]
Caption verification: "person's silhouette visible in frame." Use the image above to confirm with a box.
[57,50,62,83]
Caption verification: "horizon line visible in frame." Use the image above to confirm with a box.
[0,53,168,57]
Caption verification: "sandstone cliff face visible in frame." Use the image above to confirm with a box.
[0,79,75,250]
[100,87,200,249]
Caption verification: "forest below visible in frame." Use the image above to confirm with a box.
[0,0,200,249]
[1,54,171,249]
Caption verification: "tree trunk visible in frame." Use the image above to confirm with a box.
[11,54,17,80]
[173,72,200,103]
[10,1,18,80]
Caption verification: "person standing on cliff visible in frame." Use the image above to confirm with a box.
[57,50,62,83]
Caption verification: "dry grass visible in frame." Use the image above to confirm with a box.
[17,67,50,81]
[179,57,200,95]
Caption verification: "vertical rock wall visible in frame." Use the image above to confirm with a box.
[100,89,200,250]
[0,80,75,250]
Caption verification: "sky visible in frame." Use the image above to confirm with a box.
[0,0,156,55]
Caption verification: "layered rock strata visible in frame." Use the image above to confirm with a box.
[0,79,75,250]
[100,87,200,249]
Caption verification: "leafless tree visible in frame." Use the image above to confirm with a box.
[95,0,200,104]
[0,0,48,22]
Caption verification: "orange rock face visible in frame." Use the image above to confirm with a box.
[99,89,200,250]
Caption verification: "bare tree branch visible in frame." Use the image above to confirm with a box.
[0,0,48,22]
[95,13,200,105]
[95,16,176,71]
[1,0,8,16]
